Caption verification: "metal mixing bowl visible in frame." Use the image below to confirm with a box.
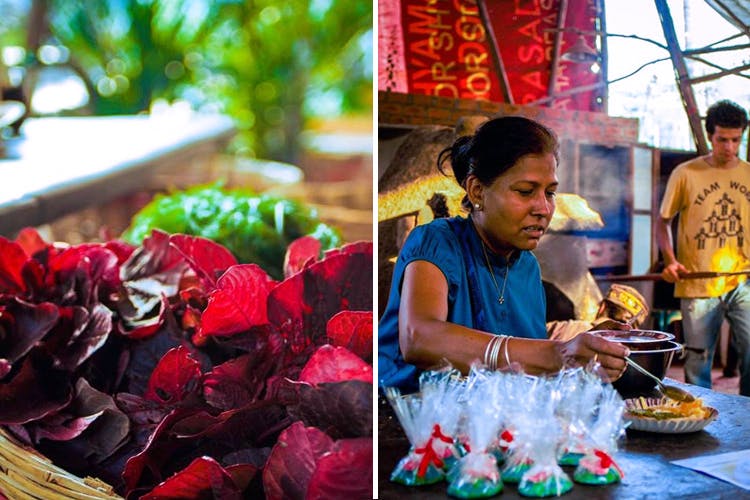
[613,340,683,397]
[589,329,675,346]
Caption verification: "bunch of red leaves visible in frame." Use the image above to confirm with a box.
[0,229,373,499]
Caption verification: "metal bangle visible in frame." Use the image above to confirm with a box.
[483,336,497,367]
[487,335,500,369]
[503,336,513,369]
[492,335,507,371]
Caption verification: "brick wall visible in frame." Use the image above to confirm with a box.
[379,91,639,146]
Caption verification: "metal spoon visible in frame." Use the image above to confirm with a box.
[624,356,696,403]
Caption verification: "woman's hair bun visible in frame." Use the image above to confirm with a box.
[437,134,473,186]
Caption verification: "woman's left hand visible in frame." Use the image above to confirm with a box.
[557,332,630,382]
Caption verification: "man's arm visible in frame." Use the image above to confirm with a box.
[654,216,686,282]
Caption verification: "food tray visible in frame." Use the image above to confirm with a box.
[624,397,718,434]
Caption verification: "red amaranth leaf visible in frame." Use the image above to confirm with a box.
[225,463,259,494]
[102,239,137,265]
[287,380,372,439]
[121,230,186,281]
[117,294,171,340]
[267,242,373,359]
[202,349,281,411]
[0,297,59,365]
[14,227,48,257]
[169,233,238,289]
[299,345,372,385]
[198,264,277,337]
[262,421,334,500]
[0,236,30,294]
[144,346,202,405]
[53,303,112,371]
[141,456,243,500]
[326,311,372,363]
[33,378,130,464]
[306,437,373,499]
[122,407,206,495]
[322,240,373,260]
[283,235,321,278]
[123,402,287,496]
[47,244,122,304]
[0,349,73,424]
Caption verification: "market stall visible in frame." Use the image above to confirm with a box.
[379,379,750,498]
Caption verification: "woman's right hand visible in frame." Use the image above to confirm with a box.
[557,332,630,382]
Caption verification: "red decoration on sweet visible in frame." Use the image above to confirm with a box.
[432,424,453,444]
[594,449,624,479]
[415,436,444,477]
[501,429,514,443]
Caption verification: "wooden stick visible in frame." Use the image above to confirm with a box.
[595,270,750,282]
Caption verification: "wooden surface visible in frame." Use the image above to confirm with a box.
[0,113,235,237]
[378,379,750,499]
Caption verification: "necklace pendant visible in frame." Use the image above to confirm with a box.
[498,297,504,304]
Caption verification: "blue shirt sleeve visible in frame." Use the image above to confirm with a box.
[378,217,548,392]
[378,220,462,392]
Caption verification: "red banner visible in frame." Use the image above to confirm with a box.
[378,0,603,112]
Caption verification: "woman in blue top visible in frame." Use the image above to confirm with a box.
[379,116,630,393]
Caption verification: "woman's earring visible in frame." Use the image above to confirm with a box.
[474,203,482,211]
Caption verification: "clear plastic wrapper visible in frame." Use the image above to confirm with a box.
[499,374,537,484]
[446,367,504,498]
[573,382,627,485]
[384,388,445,485]
[514,374,573,497]
[420,368,466,473]
[555,368,604,467]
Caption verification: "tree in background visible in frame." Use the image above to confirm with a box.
[1,0,372,162]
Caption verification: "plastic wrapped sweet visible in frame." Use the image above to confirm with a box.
[499,374,537,484]
[573,383,627,485]
[419,368,466,473]
[555,369,604,467]
[518,468,574,498]
[574,450,624,485]
[446,367,504,498]
[384,388,445,486]
[515,375,573,497]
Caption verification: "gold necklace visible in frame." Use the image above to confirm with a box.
[480,240,509,304]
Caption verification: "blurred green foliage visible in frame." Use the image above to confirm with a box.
[2,0,372,161]
[122,183,343,280]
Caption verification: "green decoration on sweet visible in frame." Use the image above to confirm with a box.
[502,461,533,483]
[518,474,574,497]
[447,477,503,498]
[442,454,460,473]
[573,466,621,485]
[390,461,444,486]
[558,451,584,466]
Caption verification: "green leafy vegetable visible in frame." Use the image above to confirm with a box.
[122,185,342,279]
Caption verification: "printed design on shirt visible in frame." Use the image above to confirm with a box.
[696,191,744,250]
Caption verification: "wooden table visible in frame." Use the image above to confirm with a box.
[378,380,750,499]
[0,113,235,237]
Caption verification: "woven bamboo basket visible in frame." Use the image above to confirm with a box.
[0,427,121,500]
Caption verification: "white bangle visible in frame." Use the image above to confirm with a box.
[483,336,497,367]
[492,336,505,370]
[504,336,512,369]
[484,335,506,370]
